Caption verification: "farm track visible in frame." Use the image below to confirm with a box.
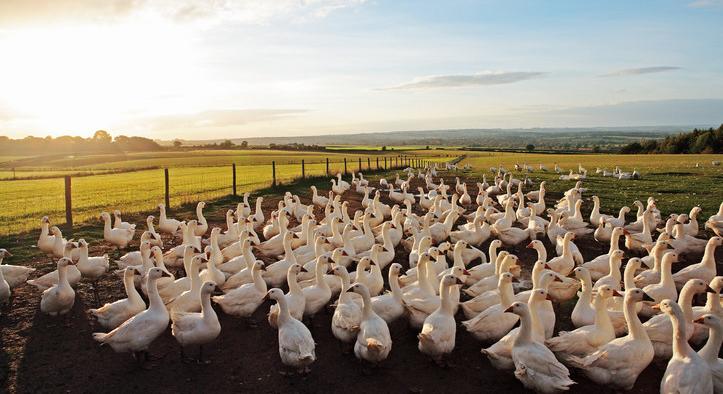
[0,173,721,393]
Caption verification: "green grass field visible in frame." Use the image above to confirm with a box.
[458,152,723,219]
[0,150,451,235]
[0,149,458,173]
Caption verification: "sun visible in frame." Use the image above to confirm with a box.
[0,19,199,137]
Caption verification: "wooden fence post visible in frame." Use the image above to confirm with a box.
[367,157,370,170]
[232,163,237,196]
[376,157,379,170]
[302,159,305,179]
[164,168,170,208]
[64,175,73,230]
[343,158,347,175]
[358,157,362,173]
[272,161,277,187]
[384,157,387,170]
[326,158,329,175]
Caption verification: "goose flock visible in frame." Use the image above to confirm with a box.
[1,161,722,393]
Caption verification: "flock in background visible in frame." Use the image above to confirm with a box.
[0,160,722,393]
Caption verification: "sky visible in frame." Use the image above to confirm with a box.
[0,0,722,140]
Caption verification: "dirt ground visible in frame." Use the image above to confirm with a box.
[1,173,720,394]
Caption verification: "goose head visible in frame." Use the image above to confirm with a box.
[289,264,306,275]
[0,249,12,258]
[147,267,171,281]
[57,257,75,269]
[389,263,403,277]
[711,276,723,293]
[201,281,217,295]
[572,266,591,281]
[331,265,350,280]
[694,313,721,329]
[266,288,285,302]
[42,216,50,224]
[595,285,616,301]
[441,274,465,289]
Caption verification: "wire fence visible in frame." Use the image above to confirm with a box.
[0,155,450,236]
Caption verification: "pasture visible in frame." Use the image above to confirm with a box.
[0,149,453,235]
[459,152,723,220]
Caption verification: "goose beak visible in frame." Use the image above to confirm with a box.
[525,242,533,248]
[300,267,308,273]
[455,278,465,286]
[553,275,563,283]
[462,269,470,276]
[651,304,660,311]
[544,264,552,270]
[623,229,631,236]
[706,285,716,293]
[503,305,513,313]
[612,290,623,297]
[546,294,554,301]
[161,271,172,278]
[694,317,706,324]
[511,277,519,283]
[642,292,655,302]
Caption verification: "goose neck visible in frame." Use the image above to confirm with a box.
[625,296,648,340]
[699,319,723,362]
[669,306,695,358]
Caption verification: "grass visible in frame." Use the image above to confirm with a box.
[0,149,455,173]
[458,152,723,218]
[0,150,451,236]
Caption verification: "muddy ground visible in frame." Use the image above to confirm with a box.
[1,173,721,394]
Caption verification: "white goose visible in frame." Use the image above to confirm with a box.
[331,265,362,344]
[659,299,713,394]
[568,288,655,391]
[546,285,616,365]
[301,255,333,317]
[39,257,76,316]
[268,264,307,328]
[100,212,134,249]
[93,268,171,365]
[212,261,267,317]
[462,272,519,342]
[350,283,392,364]
[696,314,723,393]
[168,254,206,313]
[507,301,576,393]
[672,236,722,288]
[570,267,594,328]
[193,201,208,236]
[418,275,463,364]
[37,216,56,254]
[266,288,316,373]
[171,281,221,363]
[90,266,145,330]
[370,263,405,324]
[157,203,182,235]
[582,227,624,281]
[481,288,549,371]
[644,278,715,359]
[0,249,36,288]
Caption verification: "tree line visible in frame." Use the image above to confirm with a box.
[619,125,723,154]
[0,130,161,155]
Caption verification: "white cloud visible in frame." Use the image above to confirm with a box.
[380,71,546,90]
[601,66,681,77]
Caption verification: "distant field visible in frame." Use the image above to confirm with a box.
[459,152,723,218]
[0,149,452,235]
[0,149,458,175]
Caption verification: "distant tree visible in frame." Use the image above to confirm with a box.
[219,140,234,149]
[240,140,249,148]
[526,144,535,151]
[592,145,601,153]
[173,140,182,148]
[425,145,430,150]
[381,146,387,151]
[93,130,112,143]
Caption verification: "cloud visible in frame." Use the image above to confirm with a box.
[600,66,681,77]
[145,109,308,131]
[380,71,545,91]
[688,0,723,8]
[0,0,366,26]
